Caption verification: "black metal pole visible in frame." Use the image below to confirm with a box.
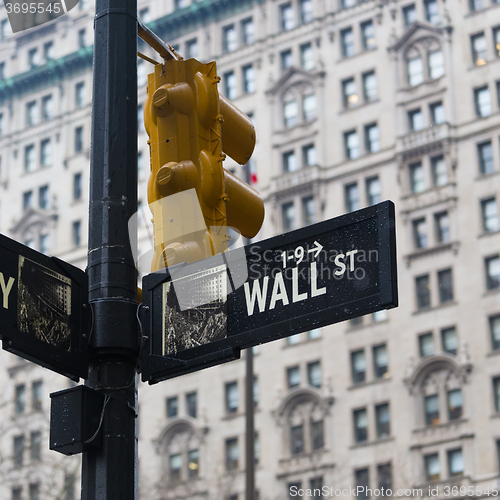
[245,347,255,500]
[82,0,139,498]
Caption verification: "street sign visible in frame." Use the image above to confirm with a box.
[0,233,89,380]
[141,201,397,384]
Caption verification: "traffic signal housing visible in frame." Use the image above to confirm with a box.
[143,58,264,271]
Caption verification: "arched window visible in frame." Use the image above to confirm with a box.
[404,37,445,87]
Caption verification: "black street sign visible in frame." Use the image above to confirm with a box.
[0,233,89,380]
[141,200,397,384]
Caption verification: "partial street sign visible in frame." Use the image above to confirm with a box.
[0,233,89,380]
[141,201,397,384]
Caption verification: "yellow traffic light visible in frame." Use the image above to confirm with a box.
[144,58,264,272]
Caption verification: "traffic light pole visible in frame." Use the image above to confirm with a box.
[82,1,139,499]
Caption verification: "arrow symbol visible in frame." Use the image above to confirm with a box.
[307,241,323,259]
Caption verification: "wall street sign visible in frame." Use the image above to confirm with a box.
[141,201,397,384]
[0,233,89,380]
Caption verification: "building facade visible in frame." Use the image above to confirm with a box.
[0,0,500,498]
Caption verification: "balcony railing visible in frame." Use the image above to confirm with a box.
[398,122,451,155]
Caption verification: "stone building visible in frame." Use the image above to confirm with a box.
[0,0,500,498]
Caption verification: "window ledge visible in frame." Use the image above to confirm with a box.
[277,118,318,135]
[222,412,243,421]
[483,288,500,298]
[413,301,458,315]
[404,241,459,264]
[412,418,468,435]
[339,98,380,114]
[479,229,500,238]
[491,412,500,419]
[476,170,500,181]
[347,319,389,332]
[486,349,500,357]
[348,376,391,391]
[350,436,394,449]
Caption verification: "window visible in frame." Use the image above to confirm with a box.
[281,49,293,71]
[408,108,424,131]
[28,48,39,68]
[0,19,9,41]
[32,381,42,410]
[448,449,464,477]
[341,28,355,57]
[169,453,181,482]
[351,350,366,384]
[431,155,447,186]
[413,218,428,249]
[302,196,315,226]
[282,202,295,232]
[39,234,49,255]
[287,333,301,345]
[425,453,440,481]
[26,101,38,127]
[283,99,298,127]
[478,141,494,174]
[186,392,197,418]
[139,7,150,22]
[74,126,83,154]
[365,123,380,153]
[361,21,375,50]
[300,43,314,70]
[471,33,487,66]
[486,255,500,290]
[416,275,431,309]
[438,269,453,303]
[224,71,236,100]
[0,113,3,135]
[494,377,500,411]
[73,220,82,248]
[73,173,82,201]
[430,101,445,125]
[403,4,417,26]
[308,329,321,340]
[310,477,323,491]
[226,382,238,414]
[78,28,86,48]
[447,389,463,420]
[344,131,360,160]
[427,50,444,80]
[290,424,304,454]
[287,366,300,388]
[15,384,25,414]
[280,3,295,31]
[185,38,198,59]
[311,420,324,450]
[30,431,41,462]
[307,361,321,388]
[13,435,24,467]
[242,65,255,94]
[475,86,492,117]
[302,93,316,121]
[253,377,259,407]
[490,315,500,350]
[188,449,199,477]
[40,139,52,167]
[39,185,49,209]
[41,95,54,120]
[303,144,316,166]
[355,469,370,500]
[23,191,33,211]
[223,25,237,53]
[407,56,424,86]
[378,463,392,490]
[226,438,239,470]
[75,82,85,108]
[373,344,388,378]
[441,327,458,355]
[410,162,425,193]
[470,0,483,10]
[167,396,178,417]
[12,488,22,500]
[300,0,313,24]
[375,403,390,438]
[345,182,360,212]
[353,408,368,442]
[363,71,377,102]
[29,483,40,500]
[424,0,439,24]
[241,18,255,45]
[482,198,499,232]
[25,145,36,172]
[342,78,358,109]
[494,26,500,58]
[0,61,4,80]
[425,394,440,425]
[419,332,434,357]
